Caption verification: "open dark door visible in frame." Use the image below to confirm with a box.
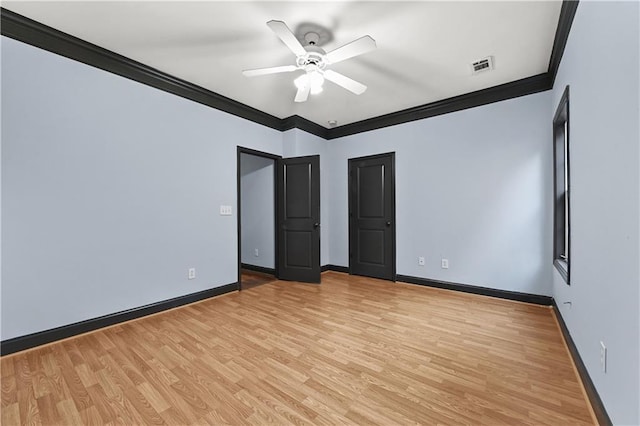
[349,153,396,281]
[277,155,320,283]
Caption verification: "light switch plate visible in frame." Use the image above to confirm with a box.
[220,205,232,216]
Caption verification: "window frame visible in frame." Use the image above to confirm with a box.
[553,86,570,284]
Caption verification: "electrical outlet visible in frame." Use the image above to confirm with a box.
[600,341,607,373]
[418,256,425,266]
[188,268,196,280]
[441,258,449,269]
[255,249,259,257]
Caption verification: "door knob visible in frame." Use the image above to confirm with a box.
[386,221,391,226]
[314,223,320,228]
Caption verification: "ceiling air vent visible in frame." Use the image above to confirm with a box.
[471,56,494,75]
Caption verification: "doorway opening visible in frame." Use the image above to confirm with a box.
[237,147,280,290]
[237,148,322,288]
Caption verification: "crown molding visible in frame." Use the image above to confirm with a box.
[1,2,578,140]
[325,73,551,139]
[0,8,284,131]
[281,115,330,139]
[548,0,580,87]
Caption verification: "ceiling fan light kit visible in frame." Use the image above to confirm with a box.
[295,71,325,95]
[242,20,376,103]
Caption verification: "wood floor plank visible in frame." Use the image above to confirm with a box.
[84,385,116,425]
[35,393,60,425]
[56,399,82,425]
[139,371,197,425]
[1,356,16,377]
[75,363,99,389]
[137,381,171,414]
[17,385,42,426]
[98,353,165,425]
[1,374,17,407]
[94,365,146,425]
[1,272,596,425]
[51,345,93,412]
[79,405,104,426]
[2,402,20,425]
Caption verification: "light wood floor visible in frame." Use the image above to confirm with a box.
[241,270,277,291]
[1,272,595,425]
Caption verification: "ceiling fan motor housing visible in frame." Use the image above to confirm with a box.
[296,45,327,70]
[304,32,320,45]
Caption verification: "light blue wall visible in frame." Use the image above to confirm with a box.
[326,92,553,296]
[1,36,283,340]
[551,2,640,424]
[240,153,275,269]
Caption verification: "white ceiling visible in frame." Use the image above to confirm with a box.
[4,1,562,128]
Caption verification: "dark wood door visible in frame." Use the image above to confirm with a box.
[349,153,395,281]
[277,155,320,283]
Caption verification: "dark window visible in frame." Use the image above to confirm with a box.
[553,86,570,284]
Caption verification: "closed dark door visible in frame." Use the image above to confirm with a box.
[278,155,321,283]
[349,153,395,281]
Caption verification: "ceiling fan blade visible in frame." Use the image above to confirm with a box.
[294,84,311,103]
[325,35,376,64]
[323,70,367,95]
[242,65,298,77]
[267,20,307,57]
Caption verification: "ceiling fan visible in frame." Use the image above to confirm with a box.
[242,20,376,103]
